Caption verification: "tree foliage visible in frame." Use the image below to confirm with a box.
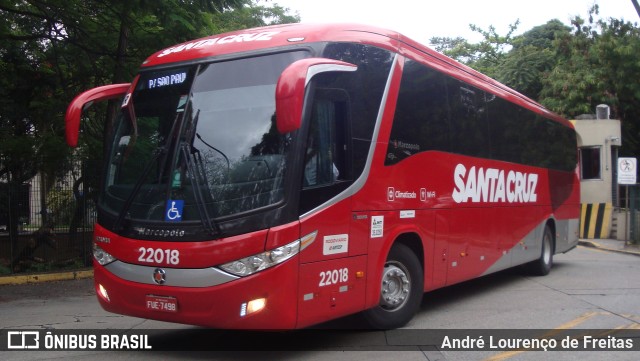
[430,19,570,99]
[498,20,570,99]
[540,6,640,154]
[431,21,520,78]
[0,0,299,237]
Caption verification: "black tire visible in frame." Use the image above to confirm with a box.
[525,225,554,276]
[362,243,423,329]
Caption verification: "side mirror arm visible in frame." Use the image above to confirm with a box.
[65,83,131,147]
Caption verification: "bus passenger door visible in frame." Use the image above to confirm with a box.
[296,89,367,328]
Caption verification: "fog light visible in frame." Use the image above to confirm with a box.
[240,298,266,317]
[98,283,110,302]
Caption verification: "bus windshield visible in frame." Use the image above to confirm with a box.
[102,51,308,225]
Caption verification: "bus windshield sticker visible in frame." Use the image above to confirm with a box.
[176,95,188,113]
[165,200,184,222]
[371,216,384,238]
[121,93,131,108]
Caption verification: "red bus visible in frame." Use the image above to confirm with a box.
[65,23,579,329]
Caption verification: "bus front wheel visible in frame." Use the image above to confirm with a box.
[362,243,423,329]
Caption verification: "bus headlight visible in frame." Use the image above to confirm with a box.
[93,243,116,266]
[219,239,300,277]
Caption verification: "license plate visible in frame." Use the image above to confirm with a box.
[145,295,178,313]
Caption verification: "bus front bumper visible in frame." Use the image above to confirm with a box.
[93,257,299,329]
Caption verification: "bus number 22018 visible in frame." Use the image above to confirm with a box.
[319,268,348,287]
[138,247,180,265]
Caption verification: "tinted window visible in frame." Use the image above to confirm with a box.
[299,89,352,214]
[322,43,394,176]
[298,43,394,214]
[487,96,577,171]
[386,59,450,164]
[448,79,490,158]
[386,58,576,172]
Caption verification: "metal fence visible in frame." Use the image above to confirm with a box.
[0,160,97,275]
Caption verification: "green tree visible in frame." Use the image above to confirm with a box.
[430,21,520,78]
[0,0,298,248]
[430,19,570,99]
[210,1,300,32]
[0,0,75,243]
[497,20,571,98]
[540,5,640,155]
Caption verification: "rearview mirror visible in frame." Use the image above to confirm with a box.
[275,58,356,133]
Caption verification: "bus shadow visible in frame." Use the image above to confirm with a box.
[419,262,570,312]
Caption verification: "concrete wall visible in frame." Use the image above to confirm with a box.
[571,116,622,239]
[571,118,621,205]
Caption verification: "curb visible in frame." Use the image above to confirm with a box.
[0,269,93,286]
[578,240,640,257]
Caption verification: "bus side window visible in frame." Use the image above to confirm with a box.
[304,99,340,187]
[386,59,451,165]
[300,89,351,214]
[448,80,490,158]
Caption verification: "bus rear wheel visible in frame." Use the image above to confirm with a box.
[362,243,423,329]
[525,225,554,276]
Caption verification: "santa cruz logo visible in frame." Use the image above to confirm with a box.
[452,163,538,204]
[157,31,280,58]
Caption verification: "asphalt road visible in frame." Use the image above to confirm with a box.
[1,245,639,360]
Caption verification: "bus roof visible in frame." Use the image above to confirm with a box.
[142,23,571,128]
[142,23,402,67]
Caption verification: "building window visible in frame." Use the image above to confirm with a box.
[580,147,601,180]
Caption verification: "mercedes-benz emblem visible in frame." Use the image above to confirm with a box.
[153,268,166,285]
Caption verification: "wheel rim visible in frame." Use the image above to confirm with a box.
[542,232,552,265]
[380,262,411,311]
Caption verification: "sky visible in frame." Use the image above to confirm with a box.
[270,0,638,45]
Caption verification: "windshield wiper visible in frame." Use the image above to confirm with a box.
[157,113,181,183]
[113,112,181,231]
[181,143,222,237]
[196,133,230,174]
[180,109,222,237]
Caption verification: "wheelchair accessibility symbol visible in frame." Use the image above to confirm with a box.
[165,200,184,222]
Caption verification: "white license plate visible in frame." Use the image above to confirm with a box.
[145,295,178,313]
